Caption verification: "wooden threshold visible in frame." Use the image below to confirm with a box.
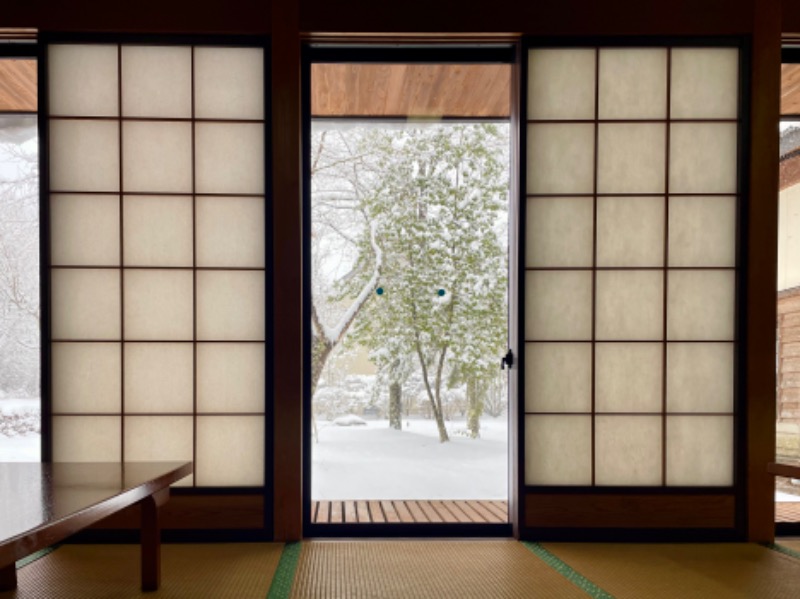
[311,500,508,524]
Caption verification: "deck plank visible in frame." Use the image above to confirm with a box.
[470,501,503,523]
[487,500,509,520]
[381,501,401,523]
[430,500,460,523]
[316,501,329,523]
[356,501,371,523]
[330,500,343,523]
[443,501,474,523]
[344,501,359,523]
[405,500,430,522]
[479,500,507,521]
[394,500,417,522]
[417,501,442,523]
[452,500,488,523]
[368,501,386,523]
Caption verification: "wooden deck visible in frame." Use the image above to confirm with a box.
[311,500,508,524]
[777,501,800,523]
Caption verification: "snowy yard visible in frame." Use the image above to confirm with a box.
[312,416,508,500]
[0,398,41,461]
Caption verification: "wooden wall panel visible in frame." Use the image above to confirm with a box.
[525,494,736,529]
[778,288,800,422]
[90,495,265,530]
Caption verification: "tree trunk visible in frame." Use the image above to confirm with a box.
[467,377,485,439]
[389,381,402,430]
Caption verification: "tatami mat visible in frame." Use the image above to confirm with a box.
[543,542,800,599]
[5,543,283,599]
[776,538,800,554]
[289,540,589,598]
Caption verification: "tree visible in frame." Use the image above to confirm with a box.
[309,126,384,439]
[348,124,508,442]
[0,117,40,400]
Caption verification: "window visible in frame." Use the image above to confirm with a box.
[0,50,39,461]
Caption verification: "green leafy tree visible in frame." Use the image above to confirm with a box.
[348,124,508,442]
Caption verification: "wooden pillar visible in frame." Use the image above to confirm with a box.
[747,0,781,542]
[272,0,304,541]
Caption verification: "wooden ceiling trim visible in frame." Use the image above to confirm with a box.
[0,60,37,112]
[311,63,510,118]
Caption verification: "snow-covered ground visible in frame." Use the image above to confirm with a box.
[0,398,41,461]
[312,416,508,500]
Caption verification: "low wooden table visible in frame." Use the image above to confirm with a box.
[0,461,192,593]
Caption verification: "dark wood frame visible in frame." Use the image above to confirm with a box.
[302,43,516,538]
[36,32,275,542]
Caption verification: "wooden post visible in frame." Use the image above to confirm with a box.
[272,0,304,541]
[747,0,781,543]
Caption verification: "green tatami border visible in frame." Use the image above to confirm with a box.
[523,542,615,599]
[266,542,301,599]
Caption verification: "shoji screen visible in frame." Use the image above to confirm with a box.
[48,43,266,487]
[524,47,738,487]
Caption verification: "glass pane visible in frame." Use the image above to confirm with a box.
[666,415,733,485]
[668,196,736,267]
[598,48,667,120]
[50,194,119,266]
[0,114,40,460]
[595,270,663,340]
[596,196,664,267]
[52,342,121,413]
[122,121,193,193]
[669,123,738,194]
[124,343,194,413]
[525,415,592,485]
[667,343,734,413]
[595,343,662,412]
[526,197,593,268]
[597,123,666,194]
[123,195,193,267]
[49,120,120,192]
[595,415,662,485]
[53,416,121,462]
[197,343,265,413]
[527,48,596,120]
[195,196,265,268]
[196,416,264,486]
[525,271,593,340]
[525,343,592,413]
[670,48,739,119]
[194,47,264,120]
[195,123,265,194]
[48,44,118,117]
[667,270,735,340]
[123,269,194,340]
[196,271,265,341]
[51,268,121,340]
[527,124,595,194]
[121,45,192,118]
